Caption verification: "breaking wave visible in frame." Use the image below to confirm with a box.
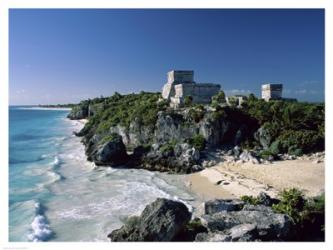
[27,202,54,242]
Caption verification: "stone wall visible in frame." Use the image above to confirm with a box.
[262,84,283,101]
[168,70,194,84]
[162,70,221,107]
[172,83,220,106]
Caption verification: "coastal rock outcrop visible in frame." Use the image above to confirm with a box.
[88,133,129,166]
[108,196,296,242]
[67,105,89,120]
[198,204,293,241]
[141,143,202,174]
[108,198,191,241]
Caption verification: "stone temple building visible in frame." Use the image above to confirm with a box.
[261,83,283,101]
[162,70,221,107]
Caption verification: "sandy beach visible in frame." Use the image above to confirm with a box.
[186,158,324,201]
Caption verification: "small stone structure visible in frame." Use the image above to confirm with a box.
[226,95,248,107]
[162,70,221,107]
[261,83,283,101]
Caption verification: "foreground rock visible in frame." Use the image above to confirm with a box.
[197,204,293,241]
[108,196,298,242]
[108,198,191,241]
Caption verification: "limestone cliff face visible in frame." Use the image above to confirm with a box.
[75,106,258,173]
[107,110,232,149]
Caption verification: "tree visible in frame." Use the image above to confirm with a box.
[212,91,226,106]
[184,96,193,107]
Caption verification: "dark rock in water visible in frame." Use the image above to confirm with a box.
[90,134,129,166]
[203,199,244,215]
[108,198,191,241]
[201,204,293,241]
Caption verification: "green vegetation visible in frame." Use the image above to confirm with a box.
[211,91,226,106]
[99,133,120,145]
[188,134,206,151]
[83,92,168,136]
[74,91,324,158]
[184,96,193,107]
[241,98,324,155]
[240,189,325,241]
[160,140,177,153]
[272,189,325,240]
[240,195,261,205]
[272,188,306,222]
[188,105,205,123]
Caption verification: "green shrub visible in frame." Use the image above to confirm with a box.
[272,189,325,240]
[188,107,205,123]
[212,107,227,121]
[269,140,282,156]
[288,146,303,156]
[212,91,226,106]
[159,140,177,153]
[258,149,274,160]
[99,133,120,145]
[184,96,193,107]
[188,134,206,151]
[272,188,306,223]
[240,195,261,205]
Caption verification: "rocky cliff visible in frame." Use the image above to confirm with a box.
[68,91,324,173]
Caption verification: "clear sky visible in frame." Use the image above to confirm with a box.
[9,9,324,105]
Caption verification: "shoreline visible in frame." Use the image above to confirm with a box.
[71,117,324,203]
[185,158,325,202]
[15,107,72,111]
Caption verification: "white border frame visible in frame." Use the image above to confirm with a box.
[1,1,331,249]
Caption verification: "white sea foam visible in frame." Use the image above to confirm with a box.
[27,202,53,242]
[52,156,60,167]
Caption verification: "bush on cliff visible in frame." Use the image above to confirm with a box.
[187,134,206,151]
[243,99,324,155]
[211,91,226,106]
[84,92,168,136]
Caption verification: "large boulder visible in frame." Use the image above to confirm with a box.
[254,126,272,149]
[90,133,129,166]
[239,150,260,164]
[108,198,192,241]
[200,204,293,241]
[141,143,202,173]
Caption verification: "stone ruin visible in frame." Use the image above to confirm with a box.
[261,83,283,101]
[162,70,221,108]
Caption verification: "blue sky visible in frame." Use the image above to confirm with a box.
[9,9,324,105]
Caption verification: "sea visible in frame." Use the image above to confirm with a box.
[9,106,196,242]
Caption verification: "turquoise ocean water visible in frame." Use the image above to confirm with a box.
[9,107,195,242]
